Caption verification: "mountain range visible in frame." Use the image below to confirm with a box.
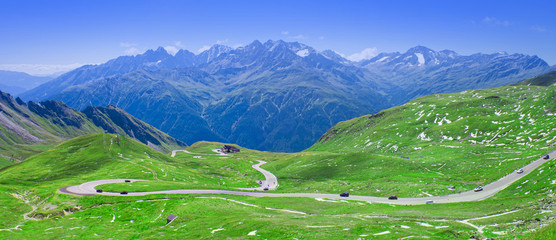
[0,70,53,96]
[18,40,552,152]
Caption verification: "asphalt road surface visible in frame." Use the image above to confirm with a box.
[236,160,279,191]
[60,150,555,205]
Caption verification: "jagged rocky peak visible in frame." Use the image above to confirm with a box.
[406,45,434,54]
[197,44,233,63]
[141,46,171,61]
[15,97,26,106]
[362,46,459,67]
[0,90,15,103]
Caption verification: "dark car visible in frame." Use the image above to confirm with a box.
[388,195,398,200]
[124,180,131,183]
[544,154,550,160]
[263,187,269,191]
[96,189,103,193]
[340,192,350,197]
[474,186,483,192]
[120,191,128,195]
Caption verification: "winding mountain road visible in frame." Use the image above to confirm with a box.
[236,160,278,191]
[60,150,555,205]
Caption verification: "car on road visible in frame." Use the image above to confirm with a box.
[426,200,434,204]
[263,187,269,191]
[96,189,103,193]
[388,195,398,200]
[125,180,131,183]
[516,169,524,174]
[340,192,350,197]
[474,186,483,192]
[544,154,550,160]
[120,191,128,195]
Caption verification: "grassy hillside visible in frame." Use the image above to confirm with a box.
[274,84,553,197]
[512,70,556,87]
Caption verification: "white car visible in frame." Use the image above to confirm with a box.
[474,186,483,192]
[516,169,524,174]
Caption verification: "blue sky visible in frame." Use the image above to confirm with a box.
[0,0,555,75]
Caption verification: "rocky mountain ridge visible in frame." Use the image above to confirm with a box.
[0,90,185,163]
[18,40,552,152]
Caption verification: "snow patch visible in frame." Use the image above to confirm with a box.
[415,53,425,66]
[296,49,309,57]
[418,222,433,227]
[374,230,391,236]
[417,132,431,141]
[378,56,389,62]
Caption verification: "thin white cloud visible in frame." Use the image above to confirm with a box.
[288,34,306,40]
[319,36,325,40]
[0,63,86,76]
[120,42,138,48]
[164,46,179,55]
[120,42,143,56]
[124,47,141,56]
[482,17,510,27]
[163,41,186,55]
[174,41,184,48]
[197,45,211,53]
[281,31,289,35]
[530,25,547,32]
[347,47,378,62]
[216,39,229,45]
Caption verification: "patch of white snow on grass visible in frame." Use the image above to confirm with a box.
[374,230,391,236]
[418,222,434,227]
[417,132,431,141]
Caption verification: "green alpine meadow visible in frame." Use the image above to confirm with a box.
[0,71,554,239]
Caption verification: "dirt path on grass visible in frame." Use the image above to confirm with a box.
[60,150,555,205]
[457,209,521,236]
